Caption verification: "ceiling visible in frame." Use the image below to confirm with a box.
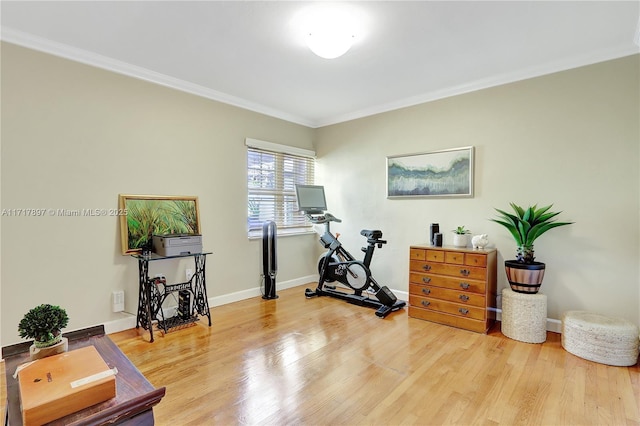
[2,1,639,128]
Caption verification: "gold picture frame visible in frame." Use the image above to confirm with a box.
[118,194,201,255]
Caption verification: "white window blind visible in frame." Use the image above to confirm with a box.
[246,139,315,236]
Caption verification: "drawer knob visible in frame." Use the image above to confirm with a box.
[422,288,431,295]
[460,269,470,276]
[421,300,431,307]
[459,295,469,302]
[459,308,469,315]
[422,277,431,284]
[459,282,470,290]
[422,265,431,271]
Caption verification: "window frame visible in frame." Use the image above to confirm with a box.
[246,138,316,239]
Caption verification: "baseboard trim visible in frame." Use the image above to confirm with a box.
[103,275,318,335]
[104,312,137,335]
[492,308,562,333]
[102,281,564,335]
[208,275,317,307]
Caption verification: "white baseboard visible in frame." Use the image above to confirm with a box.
[546,318,562,333]
[208,275,316,307]
[493,308,562,333]
[103,275,317,335]
[394,289,408,301]
[102,280,564,335]
[104,312,137,335]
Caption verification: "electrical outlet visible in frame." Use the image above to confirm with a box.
[112,290,125,312]
[186,268,193,281]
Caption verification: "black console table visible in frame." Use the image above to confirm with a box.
[132,252,212,342]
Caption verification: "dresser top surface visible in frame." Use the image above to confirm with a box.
[410,244,496,254]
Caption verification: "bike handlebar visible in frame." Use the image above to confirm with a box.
[306,212,342,224]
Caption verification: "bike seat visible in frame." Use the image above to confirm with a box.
[360,229,383,240]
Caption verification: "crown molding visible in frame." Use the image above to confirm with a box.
[2,27,637,129]
[315,45,640,128]
[0,27,316,128]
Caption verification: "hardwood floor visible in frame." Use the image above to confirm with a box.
[110,285,640,425]
[0,360,5,425]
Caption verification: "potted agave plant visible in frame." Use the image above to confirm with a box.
[18,304,69,360]
[491,203,573,294]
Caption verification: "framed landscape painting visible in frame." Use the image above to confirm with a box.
[119,194,201,255]
[387,146,474,198]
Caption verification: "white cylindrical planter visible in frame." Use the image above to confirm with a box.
[501,287,547,343]
[452,234,468,247]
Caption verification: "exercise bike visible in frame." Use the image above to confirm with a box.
[304,212,406,318]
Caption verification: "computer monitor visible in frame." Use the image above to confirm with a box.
[295,184,327,215]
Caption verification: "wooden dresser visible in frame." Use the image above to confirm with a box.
[409,245,497,333]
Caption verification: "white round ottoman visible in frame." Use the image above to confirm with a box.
[562,310,639,366]
[501,287,547,343]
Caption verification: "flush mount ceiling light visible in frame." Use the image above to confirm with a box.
[307,27,354,59]
[295,5,359,59]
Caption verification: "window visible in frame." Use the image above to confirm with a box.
[246,138,315,237]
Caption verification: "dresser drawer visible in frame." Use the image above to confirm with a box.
[409,283,486,307]
[410,248,446,262]
[444,251,488,267]
[409,261,487,280]
[410,248,426,261]
[409,272,486,294]
[425,250,444,262]
[409,294,486,320]
[444,251,465,264]
[465,253,487,267]
[408,306,490,333]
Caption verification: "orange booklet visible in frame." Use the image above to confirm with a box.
[17,345,116,425]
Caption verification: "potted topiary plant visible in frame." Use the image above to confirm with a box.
[452,225,471,247]
[491,203,573,294]
[18,304,69,359]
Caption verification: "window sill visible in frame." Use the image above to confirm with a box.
[248,228,317,240]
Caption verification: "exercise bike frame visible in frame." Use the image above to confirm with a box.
[304,213,406,318]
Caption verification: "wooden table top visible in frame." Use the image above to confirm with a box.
[2,326,165,425]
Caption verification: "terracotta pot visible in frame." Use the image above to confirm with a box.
[505,260,546,294]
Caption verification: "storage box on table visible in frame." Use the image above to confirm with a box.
[17,345,116,425]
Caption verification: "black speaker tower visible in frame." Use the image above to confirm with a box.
[262,221,278,299]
